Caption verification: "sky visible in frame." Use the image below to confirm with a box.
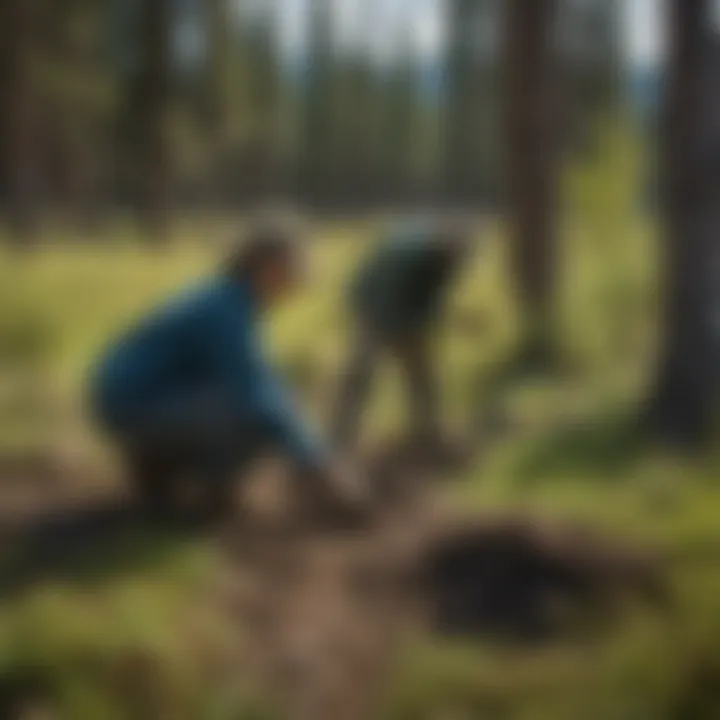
[623,0,665,67]
[264,0,666,67]
[269,0,444,63]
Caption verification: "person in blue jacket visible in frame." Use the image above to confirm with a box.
[89,220,365,521]
[331,216,474,453]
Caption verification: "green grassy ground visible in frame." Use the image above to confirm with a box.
[0,206,719,719]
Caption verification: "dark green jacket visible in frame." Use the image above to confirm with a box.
[350,227,456,336]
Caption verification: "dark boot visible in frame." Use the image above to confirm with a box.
[126,450,179,520]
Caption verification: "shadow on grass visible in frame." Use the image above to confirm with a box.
[0,498,203,600]
[510,410,647,486]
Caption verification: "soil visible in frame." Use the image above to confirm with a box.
[0,442,668,720]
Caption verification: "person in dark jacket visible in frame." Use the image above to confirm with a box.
[89,220,366,521]
[331,217,474,452]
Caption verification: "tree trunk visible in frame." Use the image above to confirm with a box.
[445,0,477,204]
[138,0,172,240]
[646,0,720,446]
[204,0,227,137]
[503,0,560,365]
[204,0,228,203]
[0,0,42,244]
[299,0,334,205]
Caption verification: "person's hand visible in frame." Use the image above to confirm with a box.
[303,457,373,527]
[316,456,372,506]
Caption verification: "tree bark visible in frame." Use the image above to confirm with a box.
[137,0,172,240]
[299,0,334,205]
[204,0,228,137]
[445,0,477,203]
[503,0,560,364]
[0,0,42,244]
[646,0,720,446]
[203,0,230,204]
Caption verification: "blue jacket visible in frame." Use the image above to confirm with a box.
[350,226,456,336]
[89,276,323,468]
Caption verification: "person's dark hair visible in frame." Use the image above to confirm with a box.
[224,216,303,282]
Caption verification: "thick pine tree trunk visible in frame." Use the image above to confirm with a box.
[503,0,559,366]
[646,0,720,446]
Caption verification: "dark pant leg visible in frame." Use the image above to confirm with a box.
[331,324,381,450]
[394,332,440,441]
[117,392,275,504]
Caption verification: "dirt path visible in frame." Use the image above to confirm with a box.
[0,447,444,720]
[207,449,446,720]
[217,524,415,720]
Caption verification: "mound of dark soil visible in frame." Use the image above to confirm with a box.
[410,516,669,640]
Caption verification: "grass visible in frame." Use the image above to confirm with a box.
[0,205,719,719]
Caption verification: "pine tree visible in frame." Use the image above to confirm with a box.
[646,0,720,446]
[503,0,560,367]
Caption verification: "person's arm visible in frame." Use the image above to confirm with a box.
[202,295,327,470]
